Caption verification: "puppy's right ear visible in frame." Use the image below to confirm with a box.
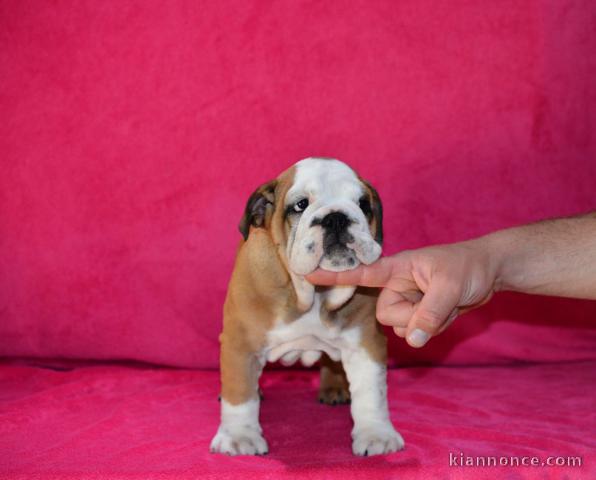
[238,180,278,240]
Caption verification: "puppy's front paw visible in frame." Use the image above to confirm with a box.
[210,426,269,456]
[352,425,404,456]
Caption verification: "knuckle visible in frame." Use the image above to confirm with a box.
[415,309,445,328]
[376,308,392,325]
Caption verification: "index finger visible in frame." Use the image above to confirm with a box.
[305,256,405,288]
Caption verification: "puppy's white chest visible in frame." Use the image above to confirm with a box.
[264,295,360,367]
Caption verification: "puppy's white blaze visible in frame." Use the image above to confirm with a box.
[210,398,268,455]
[341,348,404,455]
[289,157,363,203]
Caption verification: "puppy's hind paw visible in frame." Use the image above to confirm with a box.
[318,386,351,405]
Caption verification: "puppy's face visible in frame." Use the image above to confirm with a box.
[239,158,383,276]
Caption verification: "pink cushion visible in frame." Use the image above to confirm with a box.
[1,362,593,478]
[1,1,595,368]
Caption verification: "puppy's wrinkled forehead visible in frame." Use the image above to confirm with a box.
[286,158,363,204]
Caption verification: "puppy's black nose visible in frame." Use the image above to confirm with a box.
[321,211,350,233]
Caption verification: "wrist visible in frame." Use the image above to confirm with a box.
[466,231,512,293]
[481,228,527,293]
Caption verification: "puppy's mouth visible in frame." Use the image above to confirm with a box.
[319,244,359,272]
[318,231,359,272]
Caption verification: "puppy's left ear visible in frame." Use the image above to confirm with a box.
[238,180,278,240]
[361,180,383,245]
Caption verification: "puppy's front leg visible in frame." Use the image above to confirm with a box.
[210,337,268,456]
[342,347,404,456]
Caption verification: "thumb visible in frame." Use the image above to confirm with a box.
[406,277,460,348]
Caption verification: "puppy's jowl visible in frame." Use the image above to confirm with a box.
[210,158,404,456]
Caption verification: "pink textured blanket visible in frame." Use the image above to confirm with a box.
[1,362,593,479]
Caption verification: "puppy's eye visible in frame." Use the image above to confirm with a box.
[294,198,309,213]
[359,197,372,216]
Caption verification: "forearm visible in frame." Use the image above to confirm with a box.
[482,212,596,299]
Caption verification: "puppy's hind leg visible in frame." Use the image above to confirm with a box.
[318,353,351,405]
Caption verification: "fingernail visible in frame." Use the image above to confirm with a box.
[407,329,430,348]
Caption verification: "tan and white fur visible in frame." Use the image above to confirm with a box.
[210,158,404,456]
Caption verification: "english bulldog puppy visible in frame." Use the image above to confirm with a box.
[210,157,404,456]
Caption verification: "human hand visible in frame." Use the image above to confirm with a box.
[306,240,499,347]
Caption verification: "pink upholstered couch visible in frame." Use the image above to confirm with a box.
[1,1,595,478]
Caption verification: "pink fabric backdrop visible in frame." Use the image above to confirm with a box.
[1,0,595,369]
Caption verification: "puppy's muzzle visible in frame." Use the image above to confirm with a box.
[313,212,354,253]
[288,201,381,275]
